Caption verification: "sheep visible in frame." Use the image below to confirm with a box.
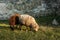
[19,14,39,31]
[9,13,39,31]
[9,13,20,30]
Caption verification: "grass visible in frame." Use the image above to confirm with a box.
[0,23,60,40]
[0,16,60,40]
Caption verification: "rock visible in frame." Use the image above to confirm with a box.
[52,19,59,25]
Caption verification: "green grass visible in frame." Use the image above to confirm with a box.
[0,23,60,40]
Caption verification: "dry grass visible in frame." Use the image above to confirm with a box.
[0,23,60,40]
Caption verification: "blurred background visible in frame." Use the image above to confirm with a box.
[0,0,60,25]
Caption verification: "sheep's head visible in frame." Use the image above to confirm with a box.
[34,26,39,31]
[32,23,39,32]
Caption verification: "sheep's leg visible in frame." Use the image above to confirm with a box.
[10,25,14,30]
[19,25,22,30]
[16,24,19,29]
[29,25,32,31]
[26,26,28,30]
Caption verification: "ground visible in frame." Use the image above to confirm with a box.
[0,23,60,40]
[0,16,60,40]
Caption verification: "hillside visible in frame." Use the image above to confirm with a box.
[0,0,46,20]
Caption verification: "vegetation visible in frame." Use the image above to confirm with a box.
[0,16,60,40]
[0,23,60,40]
[35,16,60,25]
